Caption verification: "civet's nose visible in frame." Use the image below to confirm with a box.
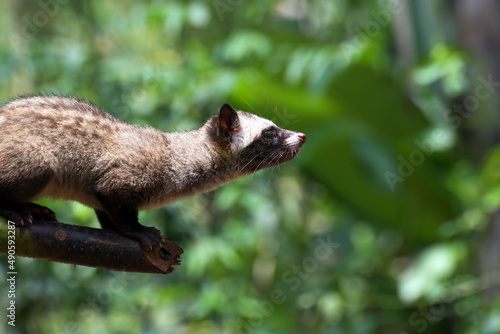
[297,133,306,143]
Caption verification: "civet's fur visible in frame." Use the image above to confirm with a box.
[0,95,305,250]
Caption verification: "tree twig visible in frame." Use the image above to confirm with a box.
[0,218,183,274]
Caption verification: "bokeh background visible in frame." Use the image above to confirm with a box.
[1,0,500,333]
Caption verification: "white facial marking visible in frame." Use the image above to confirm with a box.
[284,133,301,147]
[230,111,275,154]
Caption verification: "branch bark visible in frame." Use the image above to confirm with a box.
[0,218,183,274]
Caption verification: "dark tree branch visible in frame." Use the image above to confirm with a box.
[0,218,182,274]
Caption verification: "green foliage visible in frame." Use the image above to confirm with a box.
[0,1,498,333]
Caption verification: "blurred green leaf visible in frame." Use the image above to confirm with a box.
[398,242,468,304]
[479,145,500,211]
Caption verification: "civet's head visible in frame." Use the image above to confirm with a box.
[212,104,306,174]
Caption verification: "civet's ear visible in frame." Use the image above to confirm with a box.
[219,104,240,135]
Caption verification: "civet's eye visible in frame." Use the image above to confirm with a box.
[262,127,278,144]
